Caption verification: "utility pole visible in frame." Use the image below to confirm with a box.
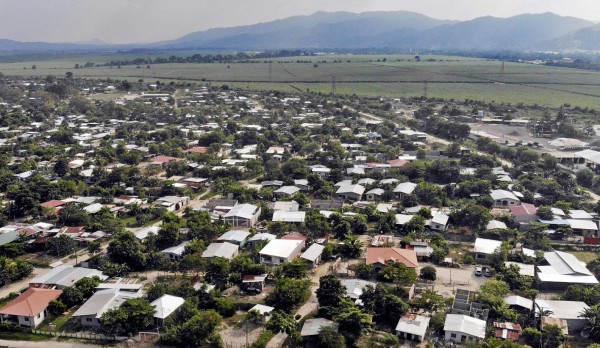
[331,75,336,96]
[500,60,505,74]
[268,61,272,82]
[423,81,428,99]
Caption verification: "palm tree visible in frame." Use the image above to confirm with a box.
[581,304,600,339]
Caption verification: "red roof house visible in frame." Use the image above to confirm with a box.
[0,288,62,327]
[366,247,419,269]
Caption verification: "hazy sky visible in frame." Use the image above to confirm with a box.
[1,0,599,44]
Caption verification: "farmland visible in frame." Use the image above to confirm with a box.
[2,53,600,107]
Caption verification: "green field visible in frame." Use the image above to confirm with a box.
[3,53,600,107]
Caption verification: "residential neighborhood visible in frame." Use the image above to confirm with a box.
[0,72,599,348]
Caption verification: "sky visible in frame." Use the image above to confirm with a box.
[1,0,599,44]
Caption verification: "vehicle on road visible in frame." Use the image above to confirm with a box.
[475,266,483,276]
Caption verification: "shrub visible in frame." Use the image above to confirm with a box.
[251,330,275,348]
[420,266,437,281]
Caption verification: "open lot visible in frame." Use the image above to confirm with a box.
[3,54,600,107]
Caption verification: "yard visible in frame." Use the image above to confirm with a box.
[570,251,600,264]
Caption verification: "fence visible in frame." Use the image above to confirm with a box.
[31,329,128,342]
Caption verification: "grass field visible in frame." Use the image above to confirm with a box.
[570,251,600,263]
[3,53,600,107]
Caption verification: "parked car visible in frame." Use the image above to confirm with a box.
[475,266,483,276]
[484,267,493,277]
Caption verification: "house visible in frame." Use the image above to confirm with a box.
[161,241,191,261]
[151,294,185,326]
[504,262,535,277]
[259,239,304,265]
[490,190,521,207]
[393,182,417,200]
[0,288,62,328]
[272,211,306,223]
[428,212,449,231]
[566,219,598,237]
[396,313,430,341]
[365,247,419,271]
[340,279,377,304]
[246,233,276,246]
[272,201,299,212]
[72,289,142,328]
[300,243,325,268]
[444,314,486,343]
[95,283,143,294]
[310,199,344,210]
[149,155,184,167]
[248,304,274,324]
[486,220,508,230]
[202,242,239,260]
[131,226,160,241]
[216,230,251,245]
[301,318,339,338]
[504,296,533,312]
[537,251,599,288]
[510,203,538,223]
[535,300,590,332]
[29,265,107,289]
[182,146,208,154]
[294,179,310,191]
[395,214,414,226]
[242,274,268,293]
[336,184,365,201]
[494,322,522,341]
[273,186,300,197]
[473,238,502,262]
[224,204,261,227]
[366,188,385,201]
[568,210,594,220]
[155,196,189,211]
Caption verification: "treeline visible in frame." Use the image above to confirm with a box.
[99,50,313,67]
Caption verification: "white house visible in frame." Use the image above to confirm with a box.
[393,182,417,200]
[272,211,306,223]
[366,188,385,201]
[535,300,590,332]
[259,239,304,265]
[473,238,502,262]
[336,184,365,201]
[300,243,325,268]
[72,289,142,328]
[151,294,185,326]
[444,314,486,343]
[161,241,191,261]
[490,190,520,207]
[224,204,261,227]
[202,242,239,260]
[396,313,430,341]
[216,230,251,245]
[537,251,599,288]
[428,212,449,231]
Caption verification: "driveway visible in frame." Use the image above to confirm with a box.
[0,339,103,348]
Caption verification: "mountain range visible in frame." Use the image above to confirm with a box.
[1,11,599,52]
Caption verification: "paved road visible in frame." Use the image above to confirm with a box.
[0,339,103,348]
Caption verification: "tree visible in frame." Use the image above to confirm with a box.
[536,206,554,221]
[47,300,67,317]
[339,235,363,258]
[577,168,595,188]
[317,274,346,308]
[177,310,223,347]
[47,235,76,256]
[360,284,409,325]
[335,306,373,345]
[87,240,102,255]
[101,298,156,336]
[266,310,296,335]
[582,304,600,340]
[266,278,311,311]
[99,262,130,278]
[107,231,147,271]
[205,257,231,288]
[420,266,437,281]
[378,262,417,284]
[54,157,69,177]
[280,259,308,279]
[318,326,346,348]
[410,289,446,312]
[353,262,372,279]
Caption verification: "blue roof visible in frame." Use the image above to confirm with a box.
[538,219,569,225]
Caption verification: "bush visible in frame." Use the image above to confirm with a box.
[251,330,275,348]
[420,266,437,281]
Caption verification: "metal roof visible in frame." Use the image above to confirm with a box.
[301,318,339,336]
[300,243,325,262]
[30,265,107,287]
[474,238,502,255]
[201,242,239,259]
[72,289,141,318]
[224,204,259,219]
[395,314,430,337]
[259,239,303,259]
[151,294,185,320]
[443,314,486,338]
[272,211,306,223]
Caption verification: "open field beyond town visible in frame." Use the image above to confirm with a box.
[3,54,600,107]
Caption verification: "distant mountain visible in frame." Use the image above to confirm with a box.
[0,11,597,53]
[545,24,600,50]
[398,13,594,50]
[159,11,456,49]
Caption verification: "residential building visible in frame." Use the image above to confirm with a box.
[473,238,502,262]
[300,243,325,268]
[510,203,538,223]
[490,189,521,207]
[537,251,599,288]
[259,239,304,265]
[396,313,430,341]
[393,182,417,200]
[161,241,191,261]
[300,318,339,338]
[216,230,251,245]
[535,300,590,332]
[223,204,261,227]
[272,211,306,223]
[366,188,385,201]
[72,289,142,328]
[494,322,522,341]
[151,294,185,326]
[201,242,239,260]
[336,183,365,201]
[0,288,62,328]
[29,265,107,289]
[365,247,419,271]
[444,314,486,343]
